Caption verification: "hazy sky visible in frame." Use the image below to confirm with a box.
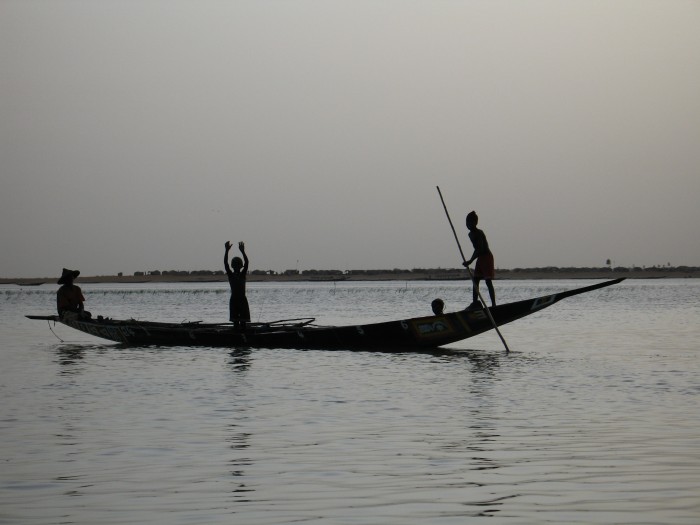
[2,1,699,278]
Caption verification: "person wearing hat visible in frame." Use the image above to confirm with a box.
[463,211,496,310]
[57,268,89,318]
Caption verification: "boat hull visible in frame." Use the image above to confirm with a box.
[27,278,624,350]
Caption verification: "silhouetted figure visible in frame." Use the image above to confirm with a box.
[56,268,90,318]
[463,211,496,309]
[431,298,445,315]
[224,241,250,328]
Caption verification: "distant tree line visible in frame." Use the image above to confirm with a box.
[504,265,700,274]
[132,266,700,277]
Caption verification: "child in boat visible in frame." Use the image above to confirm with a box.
[431,298,445,315]
[56,268,91,318]
[463,211,496,309]
[224,241,250,328]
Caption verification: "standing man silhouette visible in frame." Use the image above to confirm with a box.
[224,241,250,328]
[464,211,496,310]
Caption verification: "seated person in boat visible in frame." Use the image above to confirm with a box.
[224,241,250,328]
[463,210,496,309]
[56,268,91,318]
[431,298,445,315]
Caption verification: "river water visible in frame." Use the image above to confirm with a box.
[1,279,699,524]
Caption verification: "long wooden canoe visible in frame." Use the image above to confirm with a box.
[27,278,624,350]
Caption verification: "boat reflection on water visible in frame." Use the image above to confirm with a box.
[228,348,253,373]
[55,344,86,371]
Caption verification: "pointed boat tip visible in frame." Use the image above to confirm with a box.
[599,277,625,285]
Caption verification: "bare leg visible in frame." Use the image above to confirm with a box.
[485,279,496,307]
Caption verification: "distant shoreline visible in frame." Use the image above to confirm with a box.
[2,268,698,285]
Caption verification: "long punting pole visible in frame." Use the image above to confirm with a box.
[436,186,511,353]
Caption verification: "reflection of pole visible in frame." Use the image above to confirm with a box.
[436,186,511,353]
